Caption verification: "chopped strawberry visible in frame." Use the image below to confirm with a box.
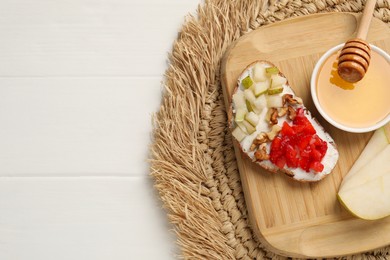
[302,123,316,135]
[311,135,322,145]
[275,157,286,169]
[269,109,328,173]
[310,148,322,161]
[318,142,328,158]
[300,148,310,158]
[281,121,295,136]
[270,137,283,164]
[271,136,282,150]
[293,108,306,124]
[311,135,328,158]
[298,135,312,150]
[285,145,298,168]
[299,157,310,172]
[292,124,305,133]
[310,161,324,172]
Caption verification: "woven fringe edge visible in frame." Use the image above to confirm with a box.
[151,0,390,259]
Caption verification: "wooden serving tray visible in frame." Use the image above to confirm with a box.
[221,13,390,258]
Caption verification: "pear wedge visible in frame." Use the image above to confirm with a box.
[338,174,390,220]
[338,125,390,220]
[339,128,389,189]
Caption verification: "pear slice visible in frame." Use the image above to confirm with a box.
[265,66,279,76]
[246,100,255,113]
[242,120,256,134]
[267,94,283,108]
[241,75,254,89]
[270,74,287,88]
[339,128,389,189]
[252,63,267,82]
[235,108,247,122]
[236,122,248,134]
[253,94,267,111]
[267,86,284,95]
[245,112,259,126]
[244,89,256,104]
[253,81,269,96]
[338,125,390,219]
[232,127,247,142]
[233,91,246,109]
[339,145,390,191]
[338,175,390,220]
[385,123,390,142]
[338,146,390,220]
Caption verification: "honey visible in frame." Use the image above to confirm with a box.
[316,50,390,128]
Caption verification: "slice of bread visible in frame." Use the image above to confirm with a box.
[229,61,339,182]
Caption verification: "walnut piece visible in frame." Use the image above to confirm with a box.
[251,132,269,151]
[266,124,282,141]
[265,108,275,123]
[270,109,278,125]
[254,143,269,161]
[282,94,293,105]
[278,107,288,117]
[287,106,297,121]
[283,94,303,106]
[255,132,269,144]
[250,143,257,151]
[295,97,303,104]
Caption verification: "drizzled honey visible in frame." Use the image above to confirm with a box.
[316,50,390,128]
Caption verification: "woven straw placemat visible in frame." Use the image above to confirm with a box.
[150,0,390,259]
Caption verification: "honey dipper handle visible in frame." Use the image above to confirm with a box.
[356,0,377,40]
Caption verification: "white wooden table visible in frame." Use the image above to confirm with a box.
[0,0,199,259]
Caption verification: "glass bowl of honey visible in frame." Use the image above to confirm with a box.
[311,44,390,133]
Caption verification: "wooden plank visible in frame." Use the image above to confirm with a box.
[0,0,198,77]
[0,177,177,260]
[0,77,161,176]
[221,13,390,258]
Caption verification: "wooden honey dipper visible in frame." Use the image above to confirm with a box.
[338,0,376,83]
